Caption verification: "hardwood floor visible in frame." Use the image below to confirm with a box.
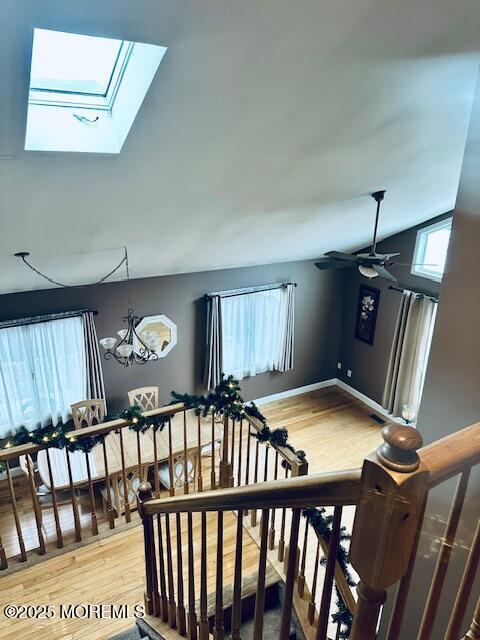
[0,387,384,639]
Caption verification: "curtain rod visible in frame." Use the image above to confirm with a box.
[388,285,438,303]
[0,309,98,330]
[206,282,297,299]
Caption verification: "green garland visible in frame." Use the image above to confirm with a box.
[0,403,171,462]
[172,375,304,466]
[172,374,250,421]
[302,507,355,638]
[105,404,172,434]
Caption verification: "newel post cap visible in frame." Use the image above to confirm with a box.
[137,481,153,516]
[377,423,423,473]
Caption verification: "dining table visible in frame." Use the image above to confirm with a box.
[36,409,223,516]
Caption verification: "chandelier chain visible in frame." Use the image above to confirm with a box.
[17,249,128,289]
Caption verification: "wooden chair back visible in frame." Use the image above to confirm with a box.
[71,399,105,430]
[127,387,160,412]
[158,446,199,490]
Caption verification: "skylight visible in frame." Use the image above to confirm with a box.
[25,29,167,153]
[30,30,123,96]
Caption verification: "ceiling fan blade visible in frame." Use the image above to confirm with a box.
[315,259,355,270]
[324,251,358,262]
[389,262,439,267]
[373,264,398,282]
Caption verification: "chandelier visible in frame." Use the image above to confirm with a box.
[14,246,159,367]
[99,249,160,367]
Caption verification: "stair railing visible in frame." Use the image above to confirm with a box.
[0,403,188,569]
[139,420,480,640]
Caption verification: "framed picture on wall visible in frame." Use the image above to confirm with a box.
[355,285,380,345]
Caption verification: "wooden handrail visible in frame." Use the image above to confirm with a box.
[0,403,186,462]
[420,421,480,488]
[142,469,362,515]
[243,414,307,473]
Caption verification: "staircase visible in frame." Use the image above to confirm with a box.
[112,582,303,640]
[136,419,480,640]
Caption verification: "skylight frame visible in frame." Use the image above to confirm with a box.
[25,28,168,154]
[411,217,453,283]
[29,40,134,111]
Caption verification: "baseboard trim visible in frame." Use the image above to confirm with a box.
[254,377,401,424]
[334,379,402,424]
[254,379,337,406]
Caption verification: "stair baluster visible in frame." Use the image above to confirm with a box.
[199,512,209,640]
[316,506,342,639]
[253,509,270,640]
[5,460,27,560]
[157,514,168,623]
[165,513,177,628]
[213,511,225,640]
[251,440,260,527]
[231,510,244,640]
[308,539,321,625]
[65,449,81,541]
[297,519,309,597]
[268,450,279,550]
[176,513,187,635]
[211,413,216,490]
[187,512,197,639]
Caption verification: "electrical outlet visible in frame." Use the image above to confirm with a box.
[347,369,352,378]
[337,361,342,370]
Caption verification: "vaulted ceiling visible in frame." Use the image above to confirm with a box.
[1,0,479,294]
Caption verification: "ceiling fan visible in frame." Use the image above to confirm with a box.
[315,190,405,283]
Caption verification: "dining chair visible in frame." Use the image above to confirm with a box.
[157,446,199,491]
[71,399,105,430]
[127,386,160,411]
[20,452,72,512]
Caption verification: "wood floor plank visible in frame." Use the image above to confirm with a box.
[0,387,383,639]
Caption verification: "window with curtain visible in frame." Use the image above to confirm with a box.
[220,285,294,381]
[382,290,437,420]
[0,316,87,437]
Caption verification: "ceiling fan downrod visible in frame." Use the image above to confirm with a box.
[370,190,386,256]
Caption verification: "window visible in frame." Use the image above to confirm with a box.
[220,287,294,381]
[411,217,452,282]
[25,29,167,153]
[0,317,86,438]
[30,30,124,97]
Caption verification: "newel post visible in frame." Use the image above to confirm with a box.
[138,482,160,617]
[349,425,429,640]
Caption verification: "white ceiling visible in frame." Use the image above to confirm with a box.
[1,0,479,294]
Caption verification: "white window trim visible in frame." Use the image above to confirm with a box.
[411,217,452,283]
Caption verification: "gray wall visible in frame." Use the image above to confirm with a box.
[0,259,344,413]
[379,68,480,638]
[337,214,450,404]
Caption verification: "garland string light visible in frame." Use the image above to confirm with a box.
[0,376,351,633]
[302,507,355,637]
[171,374,305,465]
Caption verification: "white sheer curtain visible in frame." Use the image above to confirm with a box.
[0,316,86,437]
[382,291,437,419]
[221,286,294,381]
